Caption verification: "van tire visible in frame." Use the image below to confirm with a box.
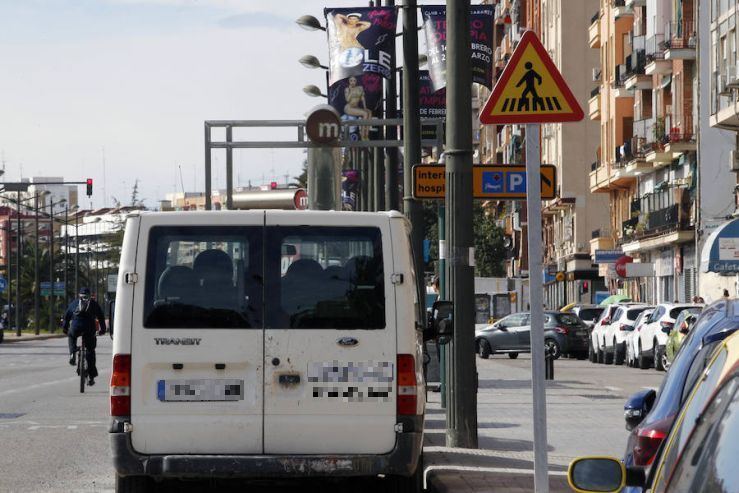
[387,456,424,493]
[115,474,151,493]
[476,340,492,359]
[508,352,519,359]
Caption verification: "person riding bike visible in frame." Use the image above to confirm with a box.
[63,287,106,386]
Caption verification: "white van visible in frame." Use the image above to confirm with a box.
[109,210,425,492]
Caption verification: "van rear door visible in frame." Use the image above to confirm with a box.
[262,211,398,454]
[129,214,264,454]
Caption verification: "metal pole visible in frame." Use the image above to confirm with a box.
[444,0,477,449]
[15,191,21,336]
[74,214,79,298]
[385,0,399,211]
[226,125,233,210]
[374,145,385,211]
[368,150,375,212]
[34,195,40,335]
[204,123,212,210]
[438,202,447,409]
[48,203,54,332]
[525,123,549,493]
[402,0,426,318]
[5,219,11,333]
[64,205,68,305]
[360,151,368,211]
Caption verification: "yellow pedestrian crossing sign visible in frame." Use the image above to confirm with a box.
[480,31,583,124]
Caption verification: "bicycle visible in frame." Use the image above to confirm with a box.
[76,342,88,393]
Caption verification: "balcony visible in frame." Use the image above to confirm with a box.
[589,87,601,120]
[664,21,696,60]
[613,64,632,98]
[588,12,601,49]
[610,159,636,187]
[621,195,694,250]
[645,34,671,75]
[590,232,615,258]
[623,49,650,91]
[664,114,697,157]
[620,137,652,177]
[613,0,633,19]
[589,164,612,193]
[625,0,646,7]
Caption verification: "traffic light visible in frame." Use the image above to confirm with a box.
[270,181,278,190]
[86,178,93,197]
[582,281,589,294]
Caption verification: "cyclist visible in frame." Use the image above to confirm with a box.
[63,287,106,386]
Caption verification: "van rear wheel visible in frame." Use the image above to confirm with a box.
[115,474,152,493]
[386,457,423,493]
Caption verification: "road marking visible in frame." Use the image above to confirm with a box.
[0,375,79,397]
[424,465,568,489]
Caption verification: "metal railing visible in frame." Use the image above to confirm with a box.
[590,86,601,98]
[646,33,666,61]
[666,114,696,143]
[666,20,696,50]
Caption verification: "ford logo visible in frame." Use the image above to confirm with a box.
[337,337,359,347]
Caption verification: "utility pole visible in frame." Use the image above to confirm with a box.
[48,203,55,332]
[402,0,426,311]
[34,195,40,335]
[444,0,478,448]
[15,190,21,336]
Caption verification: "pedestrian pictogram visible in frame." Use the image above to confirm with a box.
[480,31,584,124]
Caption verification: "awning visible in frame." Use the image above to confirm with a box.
[700,218,739,273]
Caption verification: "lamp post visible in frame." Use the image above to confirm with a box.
[41,198,66,332]
[33,191,51,334]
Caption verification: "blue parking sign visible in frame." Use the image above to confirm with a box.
[0,277,6,292]
[482,171,504,193]
[507,172,527,193]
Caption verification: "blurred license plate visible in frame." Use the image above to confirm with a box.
[157,379,244,402]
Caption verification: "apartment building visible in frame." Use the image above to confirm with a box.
[701,0,739,299]
[589,0,699,303]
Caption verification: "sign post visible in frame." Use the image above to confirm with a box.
[480,30,584,493]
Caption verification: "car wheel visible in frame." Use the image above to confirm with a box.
[576,351,588,360]
[655,344,667,372]
[638,342,650,370]
[544,338,561,360]
[596,345,604,364]
[604,342,614,364]
[115,474,152,493]
[508,352,519,359]
[614,340,624,365]
[588,342,596,363]
[0,329,3,344]
[477,339,492,359]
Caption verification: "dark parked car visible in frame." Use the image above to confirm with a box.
[619,299,739,491]
[474,311,589,360]
[568,304,604,329]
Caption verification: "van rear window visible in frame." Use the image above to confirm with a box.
[143,226,262,329]
[265,226,385,329]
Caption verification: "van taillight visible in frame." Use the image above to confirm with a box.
[110,354,131,416]
[397,354,418,415]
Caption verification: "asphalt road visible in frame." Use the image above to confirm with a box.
[0,337,666,492]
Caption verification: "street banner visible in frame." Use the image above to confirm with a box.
[328,73,384,141]
[341,169,359,211]
[324,7,397,86]
[421,5,495,92]
[419,70,446,141]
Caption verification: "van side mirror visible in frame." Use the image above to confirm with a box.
[623,388,656,431]
[425,300,453,341]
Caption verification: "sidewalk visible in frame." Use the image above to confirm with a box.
[1,331,66,343]
[423,390,571,493]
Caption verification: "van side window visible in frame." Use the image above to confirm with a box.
[143,226,263,328]
[265,226,385,329]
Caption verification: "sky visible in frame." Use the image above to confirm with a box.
[0,0,406,209]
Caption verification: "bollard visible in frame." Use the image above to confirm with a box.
[544,346,554,380]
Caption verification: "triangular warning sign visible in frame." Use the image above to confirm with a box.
[480,31,584,124]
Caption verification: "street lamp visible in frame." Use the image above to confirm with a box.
[298,55,328,70]
[295,15,325,31]
[40,198,66,332]
[302,85,327,98]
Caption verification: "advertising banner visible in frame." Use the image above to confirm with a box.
[421,5,494,92]
[328,73,384,141]
[341,169,360,211]
[325,7,397,86]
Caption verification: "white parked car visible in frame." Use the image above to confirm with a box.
[625,308,653,368]
[603,305,651,365]
[636,302,704,370]
[590,303,643,364]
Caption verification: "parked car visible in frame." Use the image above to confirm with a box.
[664,308,701,370]
[475,311,589,360]
[568,329,739,493]
[636,302,703,371]
[603,305,651,365]
[568,304,604,329]
[590,303,644,364]
[619,299,739,478]
[625,309,654,368]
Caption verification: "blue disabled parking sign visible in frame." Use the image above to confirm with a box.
[0,277,6,292]
[482,171,504,193]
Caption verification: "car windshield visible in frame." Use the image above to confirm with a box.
[670,307,699,319]
[578,308,603,321]
[556,313,582,326]
[627,307,649,321]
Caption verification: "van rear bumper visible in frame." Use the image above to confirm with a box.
[110,421,422,479]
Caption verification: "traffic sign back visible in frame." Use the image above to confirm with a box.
[413,164,556,200]
[480,31,583,124]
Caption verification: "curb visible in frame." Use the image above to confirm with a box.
[1,333,66,343]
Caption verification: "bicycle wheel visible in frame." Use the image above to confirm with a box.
[79,345,87,393]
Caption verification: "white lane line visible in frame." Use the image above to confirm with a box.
[0,375,79,397]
